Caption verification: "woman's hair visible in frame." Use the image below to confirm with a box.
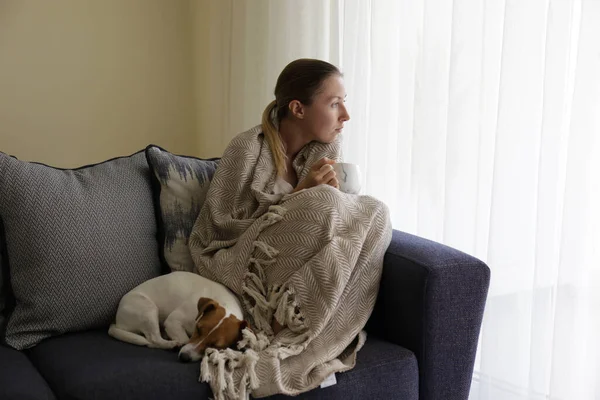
[261,58,342,177]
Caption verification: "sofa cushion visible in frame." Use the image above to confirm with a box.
[0,238,5,337]
[0,151,162,350]
[26,330,211,400]
[145,145,218,273]
[26,330,417,400]
[264,334,419,400]
[0,344,56,400]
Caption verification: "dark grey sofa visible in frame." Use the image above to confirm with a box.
[0,229,489,400]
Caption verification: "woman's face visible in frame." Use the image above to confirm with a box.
[301,75,350,144]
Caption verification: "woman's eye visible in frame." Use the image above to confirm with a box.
[332,103,339,108]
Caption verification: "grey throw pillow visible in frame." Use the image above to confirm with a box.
[0,150,162,350]
[0,248,5,337]
[0,215,13,342]
[145,146,218,273]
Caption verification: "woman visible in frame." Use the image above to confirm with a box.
[260,58,349,193]
[189,59,392,400]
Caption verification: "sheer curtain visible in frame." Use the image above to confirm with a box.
[194,1,600,398]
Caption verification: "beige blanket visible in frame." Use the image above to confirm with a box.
[188,125,392,399]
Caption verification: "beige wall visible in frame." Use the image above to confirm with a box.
[189,0,216,158]
[190,0,237,159]
[0,0,196,167]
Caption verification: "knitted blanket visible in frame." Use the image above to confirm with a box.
[188,125,392,399]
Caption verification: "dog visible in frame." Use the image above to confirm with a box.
[108,271,248,362]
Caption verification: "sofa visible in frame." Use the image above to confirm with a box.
[0,145,490,400]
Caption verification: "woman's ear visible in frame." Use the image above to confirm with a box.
[288,100,305,119]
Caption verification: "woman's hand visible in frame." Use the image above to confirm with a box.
[293,157,339,192]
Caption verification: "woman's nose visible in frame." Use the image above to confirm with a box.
[340,104,350,122]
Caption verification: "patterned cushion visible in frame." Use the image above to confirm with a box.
[0,247,5,337]
[0,150,162,350]
[145,145,218,272]
[0,213,14,343]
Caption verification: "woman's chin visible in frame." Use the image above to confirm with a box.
[323,132,342,144]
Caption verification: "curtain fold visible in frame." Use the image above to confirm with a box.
[193,1,600,398]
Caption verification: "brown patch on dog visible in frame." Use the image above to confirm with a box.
[186,297,248,354]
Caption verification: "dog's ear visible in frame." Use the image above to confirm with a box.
[240,320,250,331]
[197,297,218,315]
[234,320,251,344]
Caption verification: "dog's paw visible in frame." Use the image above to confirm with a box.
[148,339,182,350]
[164,340,187,349]
[167,341,183,349]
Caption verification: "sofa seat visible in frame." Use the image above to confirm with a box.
[25,329,209,400]
[0,344,55,400]
[24,329,418,400]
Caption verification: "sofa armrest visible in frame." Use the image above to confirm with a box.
[366,229,490,400]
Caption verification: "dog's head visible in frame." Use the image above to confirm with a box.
[178,297,248,363]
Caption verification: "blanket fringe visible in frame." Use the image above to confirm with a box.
[201,205,315,399]
[200,330,268,400]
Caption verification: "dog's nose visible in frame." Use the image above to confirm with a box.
[179,352,192,363]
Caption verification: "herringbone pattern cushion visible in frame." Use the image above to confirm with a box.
[0,150,162,350]
[145,146,218,273]
[0,248,5,336]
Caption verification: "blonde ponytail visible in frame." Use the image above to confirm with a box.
[261,100,287,177]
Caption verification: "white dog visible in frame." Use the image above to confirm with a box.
[108,271,248,362]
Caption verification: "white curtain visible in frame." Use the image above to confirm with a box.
[194,1,600,399]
